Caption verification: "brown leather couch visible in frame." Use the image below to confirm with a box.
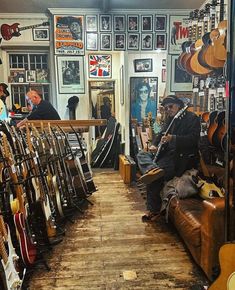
[168,186,235,282]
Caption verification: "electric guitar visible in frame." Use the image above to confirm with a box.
[0,132,37,266]
[153,105,189,163]
[0,219,23,290]
[1,21,49,40]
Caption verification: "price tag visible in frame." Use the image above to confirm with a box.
[50,148,53,155]
[11,165,16,173]
[193,88,199,93]
[199,91,205,96]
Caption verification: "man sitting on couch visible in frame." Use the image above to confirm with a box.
[137,95,201,222]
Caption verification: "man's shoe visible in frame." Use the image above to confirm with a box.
[142,212,161,222]
[139,168,164,184]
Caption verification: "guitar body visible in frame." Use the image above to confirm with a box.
[190,48,211,75]
[213,20,227,61]
[212,111,226,148]
[203,43,225,69]
[1,23,20,40]
[1,225,22,290]
[198,177,224,199]
[209,244,235,290]
[13,213,36,266]
[52,175,65,217]
[228,272,235,290]
[207,110,219,145]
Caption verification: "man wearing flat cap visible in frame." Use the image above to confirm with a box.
[137,95,201,222]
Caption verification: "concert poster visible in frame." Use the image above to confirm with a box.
[54,15,84,55]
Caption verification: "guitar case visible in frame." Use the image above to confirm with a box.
[91,116,119,168]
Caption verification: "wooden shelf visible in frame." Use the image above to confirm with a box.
[26,119,107,132]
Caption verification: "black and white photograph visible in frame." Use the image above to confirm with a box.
[127,33,139,50]
[33,28,49,41]
[100,33,112,50]
[141,33,153,50]
[114,33,126,50]
[141,15,153,32]
[86,15,98,32]
[155,33,167,49]
[26,70,36,82]
[100,15,112,32]
[134,58,153,72]
[86,33,98,50]
[127,15,139,32]
[36,69,49,83]
[155,15,167,31]
[57,56,85,93]
[162,59,166,66]
[113,15,125,31]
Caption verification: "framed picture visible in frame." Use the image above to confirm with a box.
[26,70,36,82]
[113,15,126,32]
[33,28,49,41]
[127,33,139,50]
[141,33,153,50]
[54,15,85,55]
[130,77,158,123]
[100,14,112,32]
[86,15,98,32]
[88,54,112,78]
[155,15,167,31]
[86,33,98,50]
[120,65,124,105]
[141,15,153,32]
[170,55,192,92]
[114,33,126,51]
[134,58,153,73]
[127,15,139,32]
[9,69,26,83]
[100,33,112,50]
[155,33,167,50]
[36,69,49,83]
[57,56,85,94]
[169,15,189,54]
[162,59,166,67]
[161,68,166,82]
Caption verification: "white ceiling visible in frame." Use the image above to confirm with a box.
[0,0,205,14]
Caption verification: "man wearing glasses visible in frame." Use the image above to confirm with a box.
[137,95,200,222]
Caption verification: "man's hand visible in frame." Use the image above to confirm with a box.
[149,145,157,153]
[161,134,172,144]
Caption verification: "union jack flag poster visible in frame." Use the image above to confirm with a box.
[88,54,112,78]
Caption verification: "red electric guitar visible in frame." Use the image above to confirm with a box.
[1,21,49,41]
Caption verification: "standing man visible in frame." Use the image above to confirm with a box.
[17,89,60,127]
[137,95,200,222]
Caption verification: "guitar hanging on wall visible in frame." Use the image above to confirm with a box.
[1,21,49,41]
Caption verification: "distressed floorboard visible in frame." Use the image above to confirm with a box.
[29,169,207,289]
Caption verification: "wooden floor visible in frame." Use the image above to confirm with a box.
[29,169,208,290]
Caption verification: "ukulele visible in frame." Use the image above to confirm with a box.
[1,21,49,41]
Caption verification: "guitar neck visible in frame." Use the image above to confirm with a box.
[19,22,49,32]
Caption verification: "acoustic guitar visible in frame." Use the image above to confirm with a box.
[212,0,227,62]
[207,110,219,145]
[189,9,212,75]
[1,21,49,40]
[212,110,226,149]
[208,243,235,290]
[201,0,225,69]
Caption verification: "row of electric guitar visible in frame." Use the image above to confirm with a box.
[178,0,227,76]
[0,121,96,290]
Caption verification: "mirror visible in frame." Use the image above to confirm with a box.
[89,80,115,136]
